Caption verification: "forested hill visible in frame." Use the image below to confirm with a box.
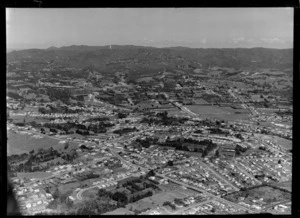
[7,45,293,71]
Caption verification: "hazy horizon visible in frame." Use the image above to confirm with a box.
[7,8,293,50]
[6,44,294,52]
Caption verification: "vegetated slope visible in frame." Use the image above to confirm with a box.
[7,45,293,71]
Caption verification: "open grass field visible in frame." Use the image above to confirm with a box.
[145,188,197,205]
[123,183,200,213]
[7,130,79,155]
[193,98,210,104]
[113,167,128,174]
[251,94,263,101]
[254,134,292,150]
[81,186,100,199]
[58,182,81,195]
[186,105,247,115]
[10,114,37,123]
[136,77,154,82]
[164,107,185,116]
[142,182,199,205]
[271,181,292,192]
[185,105,250,121]
[126,200,154,212]
[7,131,59,155]
[272,137,292,150]
[16,171,53,180]
[104,207,134,215]
[256,109,278,115]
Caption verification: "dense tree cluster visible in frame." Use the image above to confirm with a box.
[113,127,138,135]
[46,87,71,104]
[111,188,153,205]
[7,153,29,164]
[163,201,176,210]
[135,137,159,148]
[140,111,188,126]
[235,144,249,156]
[117,112,128,119]
[9,146,78,173]
[75,197,119,215]
[42,121,109,135]
[39,105,82,114]
[73,171,99,181]
[76,129,90,135]
[275,110,292,116]
[79,144,93,151]
[7,92,24,100]
[201,143,218,157]
[134,136,218,157]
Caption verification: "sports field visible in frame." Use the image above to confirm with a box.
[81,187,99,199]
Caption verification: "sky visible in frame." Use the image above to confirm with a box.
[6,8,293,50]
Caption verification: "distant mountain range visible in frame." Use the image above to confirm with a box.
[7,45,293,71]
[7,48,19,53]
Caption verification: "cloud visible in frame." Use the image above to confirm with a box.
[232,37,246,44]
[6,9,11,29]
[231,37,289,47]
[260,38,286,44]
[200,38,207,44]
[143,38,155,44]
[232,37,256,45]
